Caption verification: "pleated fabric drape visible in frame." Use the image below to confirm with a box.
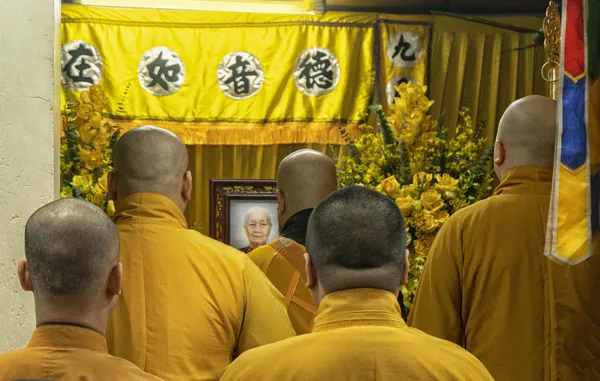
[185,15,548,234]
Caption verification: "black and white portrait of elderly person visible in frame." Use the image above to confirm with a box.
[238,206,273,253]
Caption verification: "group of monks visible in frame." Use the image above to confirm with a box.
[1,94,599,381]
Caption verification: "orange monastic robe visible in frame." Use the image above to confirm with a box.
[0,325,162,381]
[220,289,494,381]
[249,236,317,334]
[409,167,600,380]
[106,193,296,381]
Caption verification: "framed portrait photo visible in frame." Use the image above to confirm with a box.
[209,179,280,253]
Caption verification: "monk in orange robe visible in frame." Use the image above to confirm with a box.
[0,198,161,381]
[105,126,295,381]
[250,149,337,334]
[221,186,494,381]
[409,95,600,380]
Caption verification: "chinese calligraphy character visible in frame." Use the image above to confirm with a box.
[298,51,334,90]
[293,48,340,97]
[61,40,103,91]
[224,56,259,95]
[63,44,95,84]
[386,31,423,68]
[217,52,264,100]
[146,51,182,91]
[391,34,416,62]
[138,47,186,96]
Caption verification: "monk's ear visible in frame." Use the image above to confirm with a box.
[276,190,286,218]
[182,171,193,203]
[18,260,33,292]
[107,263,122,299]
[108,171,117,201]
[401,249,410,286]
[304,253,317,289]
[494,140,505,166]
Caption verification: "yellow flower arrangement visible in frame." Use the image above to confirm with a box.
[336,82,495,310]
[61,84,120,216]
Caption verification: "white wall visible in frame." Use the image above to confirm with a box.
[0,0,60,352]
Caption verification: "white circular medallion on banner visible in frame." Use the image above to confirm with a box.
[386,31,423,68]
[217,51,264,100]
[293,48,340,96]
[138,46,186,96]
[386,75,419,105]
[61,40,103,92]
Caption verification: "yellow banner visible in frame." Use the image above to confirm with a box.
[61,5,380,145]
[378,20,431,111]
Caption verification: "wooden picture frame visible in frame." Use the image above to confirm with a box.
[209,179,279,251]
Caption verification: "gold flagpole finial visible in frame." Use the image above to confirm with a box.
[542,0,561,99]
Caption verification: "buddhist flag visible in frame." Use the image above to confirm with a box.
[546,0,600,264]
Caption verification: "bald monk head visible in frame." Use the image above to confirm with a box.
[18,198,122,334]
[108,126,192,212]
[494,95,557,180]
[276,149,337,228]
[304,186,409,306]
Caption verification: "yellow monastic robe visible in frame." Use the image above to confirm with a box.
[249,237,317,334]
[220,289,494,381]
[409,167,600,381]
[106,193,296,381]
[0,325,162,380]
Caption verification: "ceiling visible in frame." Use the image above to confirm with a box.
[63,0,556,15]
[326,0,553,15]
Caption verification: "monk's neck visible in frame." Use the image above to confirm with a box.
[34,299,108,336]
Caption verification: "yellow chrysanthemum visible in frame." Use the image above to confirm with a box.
[434,209,450,224]
[379,176,401,198]
[420,189,444,212]
[72,174,93,194]
[60,186,73,198]
[435,173,459,193]
[107,200,116,216]
[79,123,98,145]
[415,213,438,234]
[92,134,108,149]
[395,196,413,216]
[414,234,435,256]
[413,172,433,189]
[80,149,103,171]
[76,102,93,121]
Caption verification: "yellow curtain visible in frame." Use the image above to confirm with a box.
[427,16,547,141]
[186,15,547,234]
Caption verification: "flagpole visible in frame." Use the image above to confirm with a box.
[543,0,561,100]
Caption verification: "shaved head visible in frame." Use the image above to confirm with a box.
[495,95,557,178]
[112,126,189,199]
[24,198,119,302]
[277,149,337,226]
[306,186,406,294]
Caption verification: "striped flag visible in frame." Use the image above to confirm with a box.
[545,0,600,264]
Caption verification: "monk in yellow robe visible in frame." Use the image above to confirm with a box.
[250,149,337,334]
[409,95,600,380]
[0,198,161,381]
[105,126,295,381]
[221,186,494,381]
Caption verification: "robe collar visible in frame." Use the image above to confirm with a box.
[113,193,188,229]
[312,288,405,333]
[280,208,313,246]
[28,324,108,353]
[494,166,553,196]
